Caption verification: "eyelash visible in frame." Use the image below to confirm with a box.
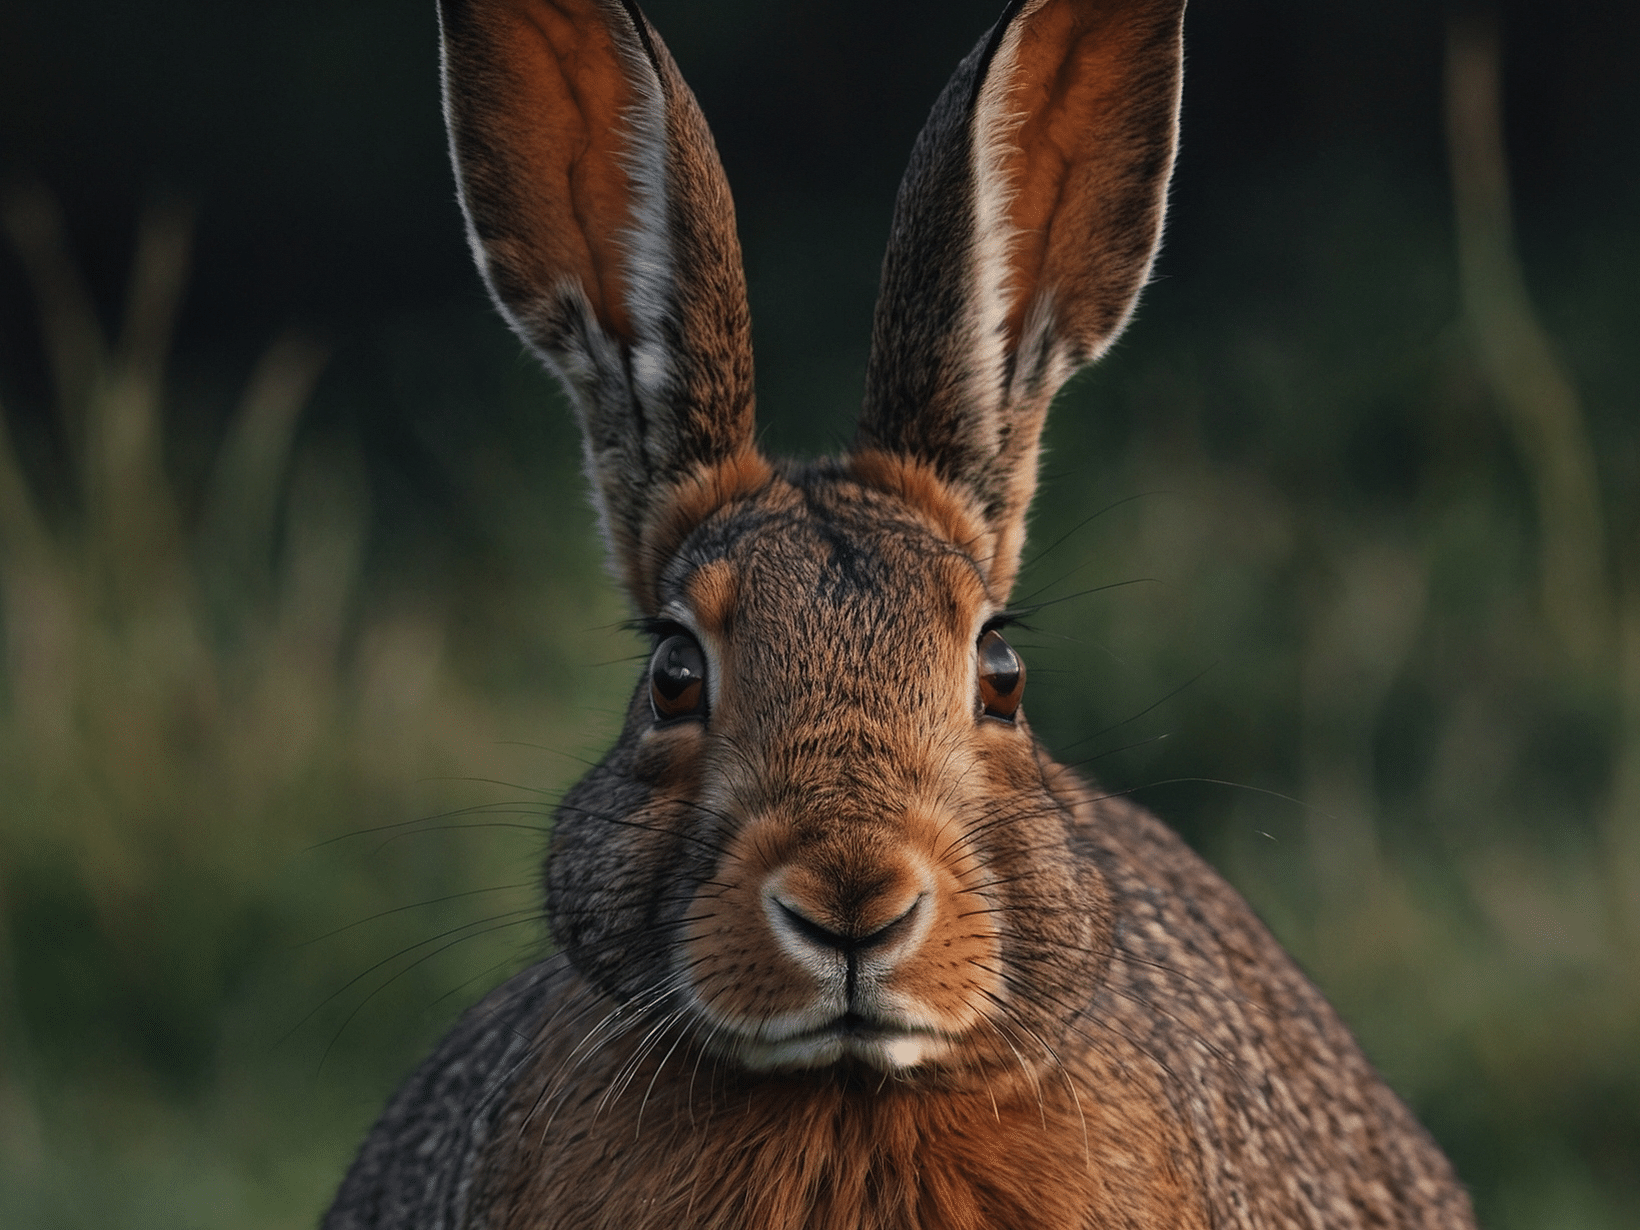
[981,611,1028,636]
[631,616,688,643]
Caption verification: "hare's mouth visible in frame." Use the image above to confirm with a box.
[731,1012,951,1073]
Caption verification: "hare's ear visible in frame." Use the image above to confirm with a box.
[854,0,1185,597]
[439,0,762,606]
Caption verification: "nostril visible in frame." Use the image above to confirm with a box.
[775,900,853,954]
[856,895,920,951]
[774,895,921,955]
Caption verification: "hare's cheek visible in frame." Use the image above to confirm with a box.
[875,863,1004,1034]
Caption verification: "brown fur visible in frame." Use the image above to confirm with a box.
[323,4,1479,1228]
[474,967,1209,1230]
[848,449,999,587]
[638,448,775,612]
[439,0,645,340]
[995,0,1183,357]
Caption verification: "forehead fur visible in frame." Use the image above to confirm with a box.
[660,464,994,640]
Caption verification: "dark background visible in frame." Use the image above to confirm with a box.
[1,2,1637,1226]
[4,1,1634,454]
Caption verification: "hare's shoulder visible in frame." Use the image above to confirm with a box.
[1074,790,1473,1227]
[1073,790,1328,1009]
[323,958,572,1230]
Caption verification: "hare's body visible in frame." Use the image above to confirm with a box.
[331,780,1463,1230]
[327,1,1475,1225]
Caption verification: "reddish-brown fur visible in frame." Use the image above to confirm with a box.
[442,0,758,584]
[849,449,999,585]
[474,969,1209,1230]
[997,2,1179,354]
[638,448,776,611]
[451,0,642,340]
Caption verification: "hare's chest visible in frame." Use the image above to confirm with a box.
[473,1028,1208,1230]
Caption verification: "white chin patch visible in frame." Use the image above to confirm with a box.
[880,1034,936,1070]
[736,1029,947,1073]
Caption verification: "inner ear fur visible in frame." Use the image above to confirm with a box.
[990,0,1184,365]
[855,0,1186,598]
[440,0,653,344]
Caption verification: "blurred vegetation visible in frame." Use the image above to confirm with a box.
[0,189,629,1224]
[0,3,1636,1228]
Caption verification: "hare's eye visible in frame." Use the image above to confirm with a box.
[977,629,1025,721]
[650,634,708,723]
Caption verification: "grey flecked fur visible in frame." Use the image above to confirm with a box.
[324,960,567,1230]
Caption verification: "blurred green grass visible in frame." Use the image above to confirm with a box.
[0,17,1636,1230]
[0,188,631,1226]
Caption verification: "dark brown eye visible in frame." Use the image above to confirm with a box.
[650,634,707,723]
[977,629,1025,721]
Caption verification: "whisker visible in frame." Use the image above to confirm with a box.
[294,882,537,948]
[317,913,543,1074]
[1016,490,1167,580]
[1088,776,1335,820]
[1051,664,1217,755]
[280,907,542,1049]
[304,797,558,851]
[637,1014,697,1136]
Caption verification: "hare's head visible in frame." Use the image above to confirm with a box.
[439,0,1184,1081]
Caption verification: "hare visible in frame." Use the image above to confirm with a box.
[325,1,1477,1226]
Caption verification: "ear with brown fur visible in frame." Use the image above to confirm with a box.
[854,0,1185,597]
[438,0,765,606]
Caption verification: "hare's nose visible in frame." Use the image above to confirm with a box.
[763,856,931,966]
[772,895,921,956]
